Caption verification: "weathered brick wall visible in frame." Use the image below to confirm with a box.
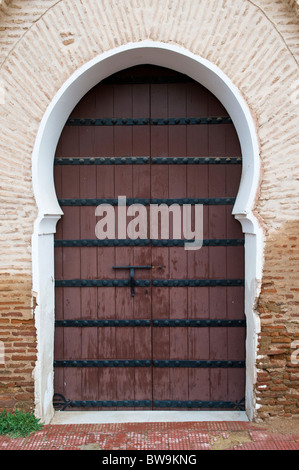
[0,0,298,419]
[256,221,299,417]
[0,274,36,411]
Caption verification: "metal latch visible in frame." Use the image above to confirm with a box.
[113,265,162,297]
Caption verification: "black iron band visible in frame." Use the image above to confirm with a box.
[53,396,244,410]
[55,319,245,328]
[55,319,151,327]
[55,278,244,288]
[54,156,241,165]
[54,238,244,248]
[54,359,245,368]
[58,197,235,206]
[66,117,232,126]
[153,319,245,327]
[68,400,243,409]
[54,360,151,368]
[55,279,149,287]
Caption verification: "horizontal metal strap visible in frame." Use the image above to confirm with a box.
[55,239,150,247]
[153,319,245,327]
[55,279,150,287]
[66,117,232,126]
[152,157,241,164]
[67,400,243,409]
[55,279,244,288]
[55,319,245,328]
[67,118,150,126]
[55,319,151,327]
[59,197,150,206]
[153,360,245,368]
[58,197,235,206]
[54,359,245,368]
[54,156,241,165]
[70,400,152,408]
[54,238,244,247]
[151,117,232,125]
[152,239,244,247]
[54,360,151,368]
[152,279,244,287]
[153,400,245,410]
[55,156,150,165]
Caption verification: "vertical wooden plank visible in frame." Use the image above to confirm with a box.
[151,83,169,161]
[134,245,152,405]
[60,143,82,403]
[132,83,152,410]
[113,82,135,403]
[95,83,115,254]
[93,81,117,407]
[54,163,63,376]
[80,164,98,324]
[152,280,170,405]
[95,83,114,157]
[208,93,228,157]
[54,142,63,332]
[131,119,150,304]
[168,83,189,406]
[132,83,150,163]
[78,87,96,160]
[189,323,210,403]
[54,111,79,402]
[80,241,98,405]
[151,116,170,407]
[168,82,186,158]
[151,82,170,407]
[76,88,95,406]
[187,82,209,158]
[53,160,63,353]
[186,79,211,403]
[97,287,116,360]
[207,94,230,404]
[115,165,132,198]
[114,247,135,403]
[133,247,151,320]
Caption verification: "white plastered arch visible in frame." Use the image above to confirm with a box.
[32,41,263,424]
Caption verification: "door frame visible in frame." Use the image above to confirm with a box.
[32,41,263,424]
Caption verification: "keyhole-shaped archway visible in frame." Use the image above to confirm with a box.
[32,42,262,423]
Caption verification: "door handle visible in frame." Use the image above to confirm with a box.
[113,265,162,297]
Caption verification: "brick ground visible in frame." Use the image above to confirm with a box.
[0,421,299,450]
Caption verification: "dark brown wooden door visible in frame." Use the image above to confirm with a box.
[53,66,245,412]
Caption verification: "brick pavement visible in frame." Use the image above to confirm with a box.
[0,421,299,450]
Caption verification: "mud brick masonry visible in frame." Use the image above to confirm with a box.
[0,0,298,423]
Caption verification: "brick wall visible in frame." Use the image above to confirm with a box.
[256,221,299,417]
[0,273,36,411]
[0,0,298,419]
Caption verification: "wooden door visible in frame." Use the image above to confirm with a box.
[53,66,245,412]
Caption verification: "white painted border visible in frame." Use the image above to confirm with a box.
[32,41,262,424]
[51,410,248,425]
